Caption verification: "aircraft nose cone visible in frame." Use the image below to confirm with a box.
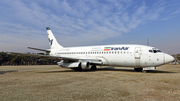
[164,54,174,63]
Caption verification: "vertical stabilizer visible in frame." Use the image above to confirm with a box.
[46,27,63,49]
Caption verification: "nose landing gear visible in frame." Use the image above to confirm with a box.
[134,67,156,73]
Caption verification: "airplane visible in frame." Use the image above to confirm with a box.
[10,27,174,73]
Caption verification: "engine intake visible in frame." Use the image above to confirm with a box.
[80,61,90,70]
[57,60,90,70]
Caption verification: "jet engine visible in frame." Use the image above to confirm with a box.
[80,61,90,70]
[57,60,90,70]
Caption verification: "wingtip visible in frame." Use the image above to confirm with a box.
[46,27,50,30]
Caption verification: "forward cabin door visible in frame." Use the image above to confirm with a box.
[134,47,142,67]
[134,47,141,59]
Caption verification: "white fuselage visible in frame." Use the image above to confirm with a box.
[50,44,173,68]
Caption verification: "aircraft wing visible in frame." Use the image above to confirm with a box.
[8,52,102,65]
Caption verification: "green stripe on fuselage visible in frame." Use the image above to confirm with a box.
[104,47,111,49]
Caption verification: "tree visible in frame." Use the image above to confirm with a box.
[0,52,57,66]
[177,54,180,61]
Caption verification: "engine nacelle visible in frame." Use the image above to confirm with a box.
[57,60,90,70]
[57,60,64,67]
[57,60,80,68]
[80,61,90,70]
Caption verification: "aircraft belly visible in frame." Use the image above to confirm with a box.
[96,56,109,65]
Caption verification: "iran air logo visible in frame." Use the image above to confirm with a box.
[104,47,129,51]
[104,47,111,51]
[49,38,53,46]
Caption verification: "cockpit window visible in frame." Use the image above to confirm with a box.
[149,48,162,53]
[153,50,158,53]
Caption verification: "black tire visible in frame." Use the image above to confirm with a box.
[134,68,143,72]
[91,65,97,70]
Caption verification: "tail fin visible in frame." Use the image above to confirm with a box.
[46,27,63,49]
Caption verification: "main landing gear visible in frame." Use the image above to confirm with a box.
[134,68,147,73]
[134,67,156,73]
[91,65,97,70]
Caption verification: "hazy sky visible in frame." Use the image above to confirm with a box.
[0,0,180,54]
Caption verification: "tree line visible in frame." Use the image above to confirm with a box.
[0,52,57,66]
[178,54,180,61]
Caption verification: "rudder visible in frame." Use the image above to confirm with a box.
[46,27,63,49]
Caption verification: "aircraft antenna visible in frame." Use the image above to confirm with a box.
[147,38,149,46]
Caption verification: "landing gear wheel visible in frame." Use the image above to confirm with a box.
[91,65,97,70]
[134,68,143,72]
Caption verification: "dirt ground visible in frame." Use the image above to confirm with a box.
[0,64,180,101]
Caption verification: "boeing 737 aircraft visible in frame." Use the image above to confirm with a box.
[11,27,174,73]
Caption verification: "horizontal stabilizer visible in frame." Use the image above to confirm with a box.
[27,47,50,52]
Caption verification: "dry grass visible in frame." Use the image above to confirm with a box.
[0,64,180,100]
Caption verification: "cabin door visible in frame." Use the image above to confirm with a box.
[134,47,141,59]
